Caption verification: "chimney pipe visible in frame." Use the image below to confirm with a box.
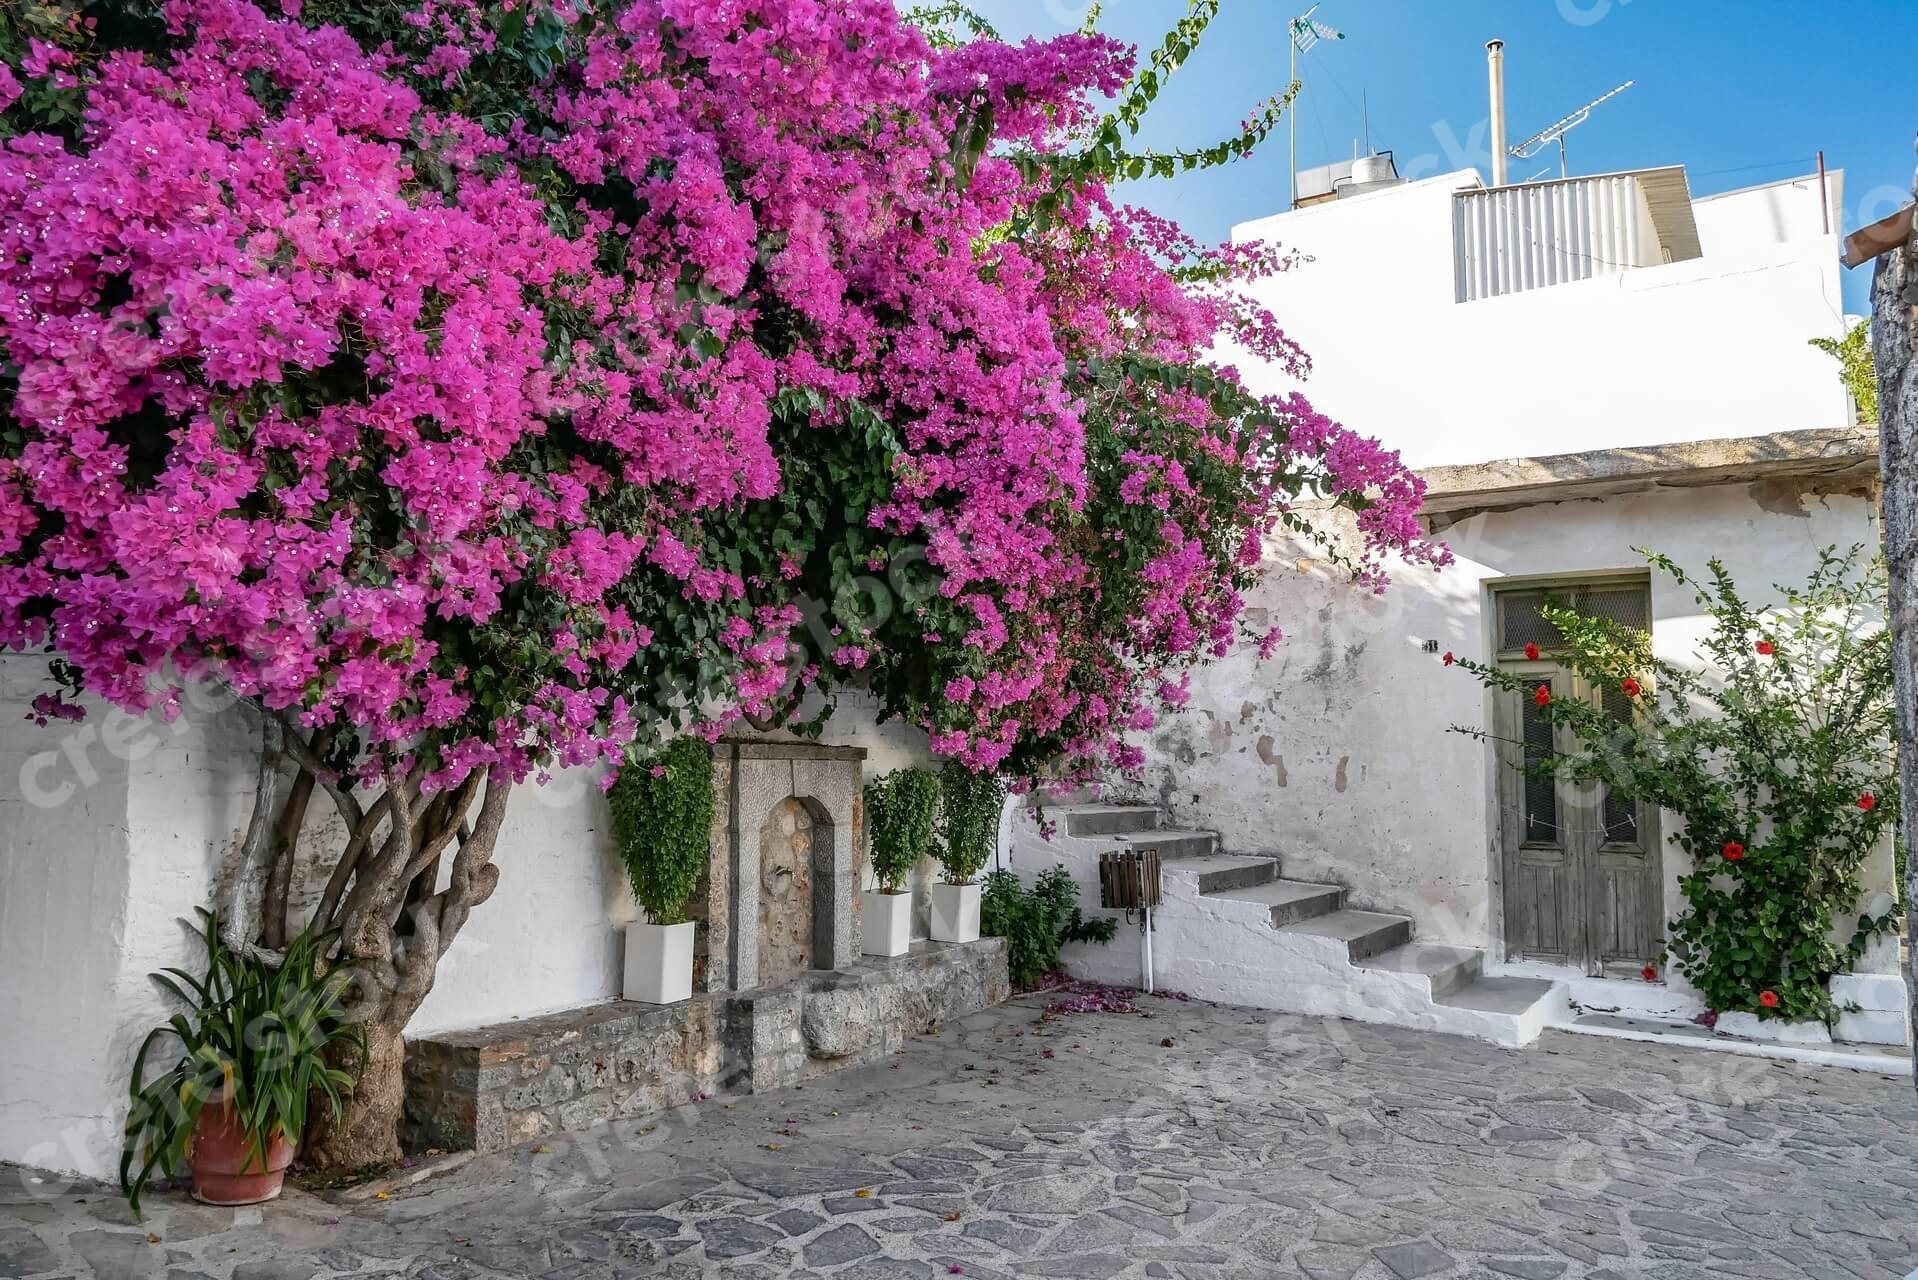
[1487,39,1508,186]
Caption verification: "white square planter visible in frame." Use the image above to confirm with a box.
[929,882,981,944]
[862,890,913,957]
[623,921,695,1005]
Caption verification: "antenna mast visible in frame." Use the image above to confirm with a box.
[1509,80,1634,179]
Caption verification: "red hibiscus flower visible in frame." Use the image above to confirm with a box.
[1533,684,1551,708]
[1620,677,1642,698]
[1641,964,1658,982]
[1758,990,1779,1008]
[1442,651,1454,666]
[1524,642,1541,660]
[1754,639,1774,656]
[1857,792,1877,812]
[1721,841,1745,861]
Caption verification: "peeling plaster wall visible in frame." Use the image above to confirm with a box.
[1137,481,1890,975]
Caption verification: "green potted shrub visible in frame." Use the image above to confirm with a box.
[863,767,938,956]
[930,764,1006,943]
[981,864,1120,989]
[121,912,362,1213]
[610,736,714,1004]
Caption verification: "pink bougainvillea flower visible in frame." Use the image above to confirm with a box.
[0,0,1444,796]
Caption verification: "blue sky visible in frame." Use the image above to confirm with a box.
[957,0,1917,312]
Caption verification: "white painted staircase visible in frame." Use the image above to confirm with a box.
[1041,804,1565,1047]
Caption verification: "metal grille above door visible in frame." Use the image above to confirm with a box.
[1498,581,1650,654]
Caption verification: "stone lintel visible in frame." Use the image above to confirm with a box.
[717,740,869,763]
[1417,426,1879,525]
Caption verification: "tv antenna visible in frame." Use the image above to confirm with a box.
[1509,80,1633,179]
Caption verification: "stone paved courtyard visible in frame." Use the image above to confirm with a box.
[3,990,1915,1280]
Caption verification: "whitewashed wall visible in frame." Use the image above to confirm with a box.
[0,667,929,1178]
[1692,172,1844,256]
[1124,480,1893,993]
[1231,169,1850,468]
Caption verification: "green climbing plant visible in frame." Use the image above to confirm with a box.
[1810,319,1879,423]
[609,737,715,926]
[865,767,939,893]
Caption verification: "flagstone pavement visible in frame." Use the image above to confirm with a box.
[3,990,1915,1280]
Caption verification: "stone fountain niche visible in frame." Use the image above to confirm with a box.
[698,741,862,993]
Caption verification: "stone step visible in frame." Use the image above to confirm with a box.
[1062,805,1163,837]
[1435,974,1559,1017]
[1116,829,1218,860]
[1167,854,1280,895]
[1356,943,1484,998]
[1280,909,1414,961]
[1207,878,1345,927]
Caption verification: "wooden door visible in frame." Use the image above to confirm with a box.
[1494,584,1661,975]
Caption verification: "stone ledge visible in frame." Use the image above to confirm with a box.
[1418,426,1879,524]
[403,938,1007,1155]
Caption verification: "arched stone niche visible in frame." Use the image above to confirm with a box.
[698,741,863,993]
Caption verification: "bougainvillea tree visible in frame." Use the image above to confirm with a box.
[0,0,1440,1162]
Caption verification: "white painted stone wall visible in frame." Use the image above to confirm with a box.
[1115,480,1897,997]
[1230,169,1850,468]
[0,663,930,1178]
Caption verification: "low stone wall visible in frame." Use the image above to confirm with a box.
[403,937,1007,1154]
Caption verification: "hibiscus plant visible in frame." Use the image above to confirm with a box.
[1453,547,1897,1023]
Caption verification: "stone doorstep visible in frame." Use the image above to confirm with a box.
[403,937,1008,1156]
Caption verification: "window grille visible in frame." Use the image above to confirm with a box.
[1498,582,1649,654]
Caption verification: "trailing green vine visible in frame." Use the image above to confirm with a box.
[1809,319,1878,424]
[1452,547,1898,1024]
[865,767,938,894]
[608,737,715,926]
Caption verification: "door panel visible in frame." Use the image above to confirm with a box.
[1587,679,1660,975]
[1497,671,1576,966]
[1497,659,1661,975]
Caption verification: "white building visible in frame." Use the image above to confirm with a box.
[1018,162,1908,1054]
[1,162,1903,1185]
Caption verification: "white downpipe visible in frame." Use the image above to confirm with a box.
[1486,39,1508,187]
[1140,907,1154,993]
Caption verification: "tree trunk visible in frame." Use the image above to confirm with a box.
[307,1022,410,1171]
[1867,155,1918,1090]
[243,716,515,1167]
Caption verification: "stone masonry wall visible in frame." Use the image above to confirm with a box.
[404,938,1008,1155]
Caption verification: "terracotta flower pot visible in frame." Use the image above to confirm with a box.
[189,1100,295,1206]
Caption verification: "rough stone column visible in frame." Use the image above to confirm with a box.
[697,745,736,994]
[793,752,860,970]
